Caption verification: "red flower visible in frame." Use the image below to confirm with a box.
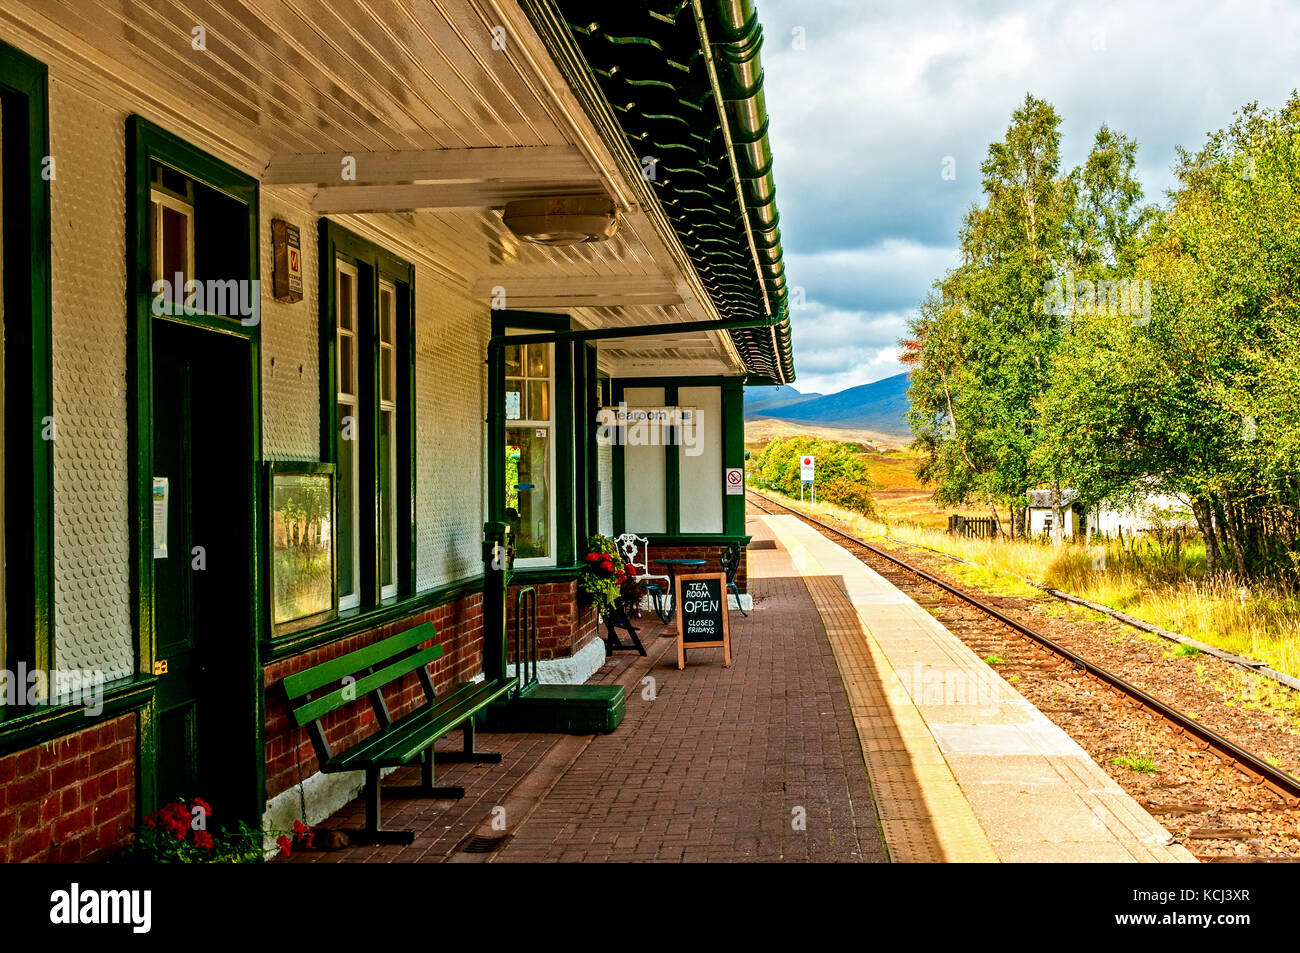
[193,830,213,850]
[192,797,212,818]
[277,835,293,858]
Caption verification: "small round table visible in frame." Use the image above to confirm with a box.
[650,558,707,623]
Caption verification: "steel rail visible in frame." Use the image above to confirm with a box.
[747,489,1300,806]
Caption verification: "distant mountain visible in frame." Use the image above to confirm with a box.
[746,372,911,436]
[741,383,822,417]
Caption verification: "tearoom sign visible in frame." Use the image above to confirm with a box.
[674,573,732,669]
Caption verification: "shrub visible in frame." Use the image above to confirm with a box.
[749,436,877,516]
[116,797,316,863]
[578,534,627,616]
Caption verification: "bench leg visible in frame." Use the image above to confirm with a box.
[435,717,502,764]
[385,752,466,799]
[337,767,416,846]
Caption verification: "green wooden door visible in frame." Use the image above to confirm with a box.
[151,320,254,812]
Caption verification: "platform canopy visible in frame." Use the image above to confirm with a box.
[6,0,792,381]
[533,0,795,384]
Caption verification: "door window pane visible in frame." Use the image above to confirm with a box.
[527,380,549,421]
[526,344,548,377]
[379,409,395,592]
[337,403,356,602]
[505,379,524,420]
[338,334,353,395]
[504,344,522,377]
[506,426,550,560]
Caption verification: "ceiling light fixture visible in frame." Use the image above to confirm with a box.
[502,195,620,245]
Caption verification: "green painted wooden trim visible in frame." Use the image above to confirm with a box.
[263,573,484,662]
[555,341,575,565]
[508,565,582,584]
[612,375,748,388]
[722,378,747,536]
[317,219,416,608]
[0,40,53,692]
[611,378,748,537]
[0,676,156,758]
[491,311,580,565]
[638,534,752,546]
[664,383,680,535]
[582,345,599,540]
[125,115,263,819]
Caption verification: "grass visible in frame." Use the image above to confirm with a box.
[1171,643,1201,658]
[983,654,1006,665]
[1111,753,1160,774]
[754,488,1300,679]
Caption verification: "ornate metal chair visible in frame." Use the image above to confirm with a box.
[615,533,672,623]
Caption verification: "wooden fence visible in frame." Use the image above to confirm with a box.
[948,515,1001,538]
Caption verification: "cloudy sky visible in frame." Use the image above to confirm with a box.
[757,0,1300,394]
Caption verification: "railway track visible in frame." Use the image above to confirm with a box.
[747,489,1300,814]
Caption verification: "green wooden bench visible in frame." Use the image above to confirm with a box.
[283,622,516,844]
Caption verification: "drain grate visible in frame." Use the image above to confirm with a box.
[458,834,510,854]
[749,539,777,550]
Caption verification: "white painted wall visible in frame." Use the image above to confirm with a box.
[1028,506,1079,537]
[1088,494,1194,537]
[677,385,723,533]
[48,75,133,681]
[597,439,613,536]
[39,60,497,682]
[622,386,667,534]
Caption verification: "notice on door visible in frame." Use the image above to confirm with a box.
[674,573,732,669]
[152,476,169,559]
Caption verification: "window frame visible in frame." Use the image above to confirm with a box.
[377,276,399,599]
[610,376,749,545]
[334,258,362,609]
[148,178,196,309]
[0,40,54,710]
[318,220,415,616]
[489,311,589,575]
[504,338,557,568]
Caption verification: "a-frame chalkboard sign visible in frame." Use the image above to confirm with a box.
[674,572,732,669]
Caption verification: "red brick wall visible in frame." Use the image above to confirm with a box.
[262,593,483,801]
[0,714,136,862]
[506,579,598,663]
[642,544,747,592]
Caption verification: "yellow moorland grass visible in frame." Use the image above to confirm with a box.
[757,490,1300,680]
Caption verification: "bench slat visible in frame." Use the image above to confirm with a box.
[324,678,517,771]
[283,622,439,701]
[289,644,444,727]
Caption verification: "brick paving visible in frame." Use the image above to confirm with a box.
[280,731,563,863]
[496,515,886,862]
[283,514,886,863]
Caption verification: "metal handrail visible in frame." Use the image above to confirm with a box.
[513,587,539,697]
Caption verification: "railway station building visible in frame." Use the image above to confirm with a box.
[0,0,792,861]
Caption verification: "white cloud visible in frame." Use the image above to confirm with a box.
[757,0,1300,392]
[788,300,910,393]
